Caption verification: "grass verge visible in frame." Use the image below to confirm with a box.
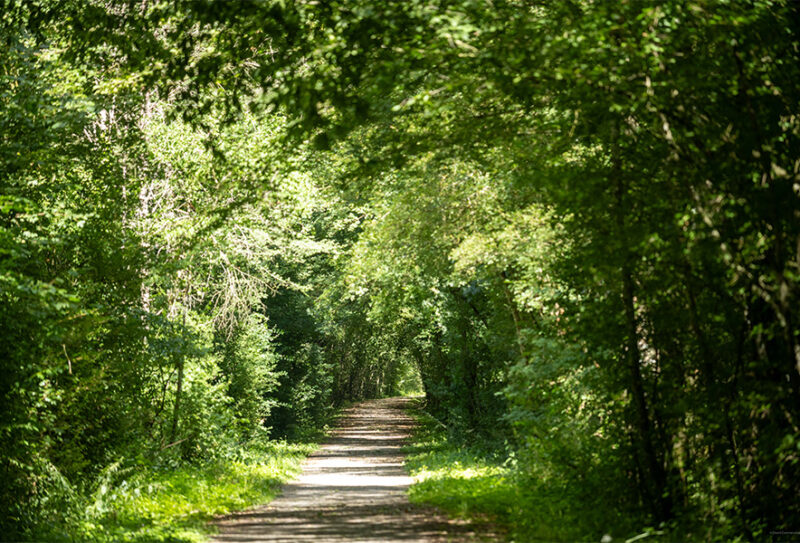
[26,409,342,542]
[402,401,607,542]
[61,440,317,542]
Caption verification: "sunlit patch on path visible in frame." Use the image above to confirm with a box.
[212,397,494,542]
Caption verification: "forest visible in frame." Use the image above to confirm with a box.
[1,1,799,541]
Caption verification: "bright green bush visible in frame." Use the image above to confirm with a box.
[218,315,282,440]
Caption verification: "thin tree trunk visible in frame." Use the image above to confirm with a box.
[732,47,800,377]
[170,312,186,444]
[169,355,184,444]
[612,125,672,521]
[684,272,750,539]
[500,271,525,358]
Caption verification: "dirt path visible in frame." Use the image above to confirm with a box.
[211,397,495,542]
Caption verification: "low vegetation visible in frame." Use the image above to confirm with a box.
[44,441,316,543]
[406,402,698,542]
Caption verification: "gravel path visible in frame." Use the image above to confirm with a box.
[211,397,495,542]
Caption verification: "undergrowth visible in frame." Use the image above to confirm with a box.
[402,403,536,542]
[402,401,676,543]
[29,439,317,542]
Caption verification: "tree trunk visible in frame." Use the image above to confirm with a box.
[170,312,186,444]
[612,126,672,521]
[169,353,184,444]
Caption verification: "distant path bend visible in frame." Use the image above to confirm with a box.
[212,397,494,542]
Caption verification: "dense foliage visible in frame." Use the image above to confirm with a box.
[2,1,799,540]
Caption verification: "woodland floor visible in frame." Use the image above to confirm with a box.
[211,397,499,542]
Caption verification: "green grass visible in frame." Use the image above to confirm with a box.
[402,404,601,542]
[404,423,513,523]
[37,440,317,543]
[402,403,684,543]
[25,409,344,542]
[102,442,315,542]
[402,406,523,540]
